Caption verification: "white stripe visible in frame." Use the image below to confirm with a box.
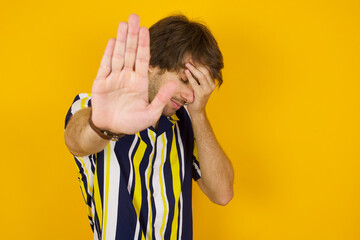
[193,161,202,178]
[145,129,155,238]
[175,123,185,182]
[79,92,90,99]
[128,136,138,193]
[70,99,82,115]
[175,123,185,239]
[161,133,169,237]
[134,219,141,240]
[104,141,121,240]
[152,133,167,240]
[93,226,99,240]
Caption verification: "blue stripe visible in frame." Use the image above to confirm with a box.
[176,108,195,239]
[114,172,139,239]
[114,135,137,198]
[95,151,105,214]
[139,130,153,236]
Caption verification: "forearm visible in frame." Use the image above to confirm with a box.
[64,108,110,157]
[191,112,234,205]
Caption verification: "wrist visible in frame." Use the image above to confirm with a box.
[189,109,207,120]
[89,111,124,141]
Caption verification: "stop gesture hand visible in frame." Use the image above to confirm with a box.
[91,14,176,135]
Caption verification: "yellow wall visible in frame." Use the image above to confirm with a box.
[1,0,359,239]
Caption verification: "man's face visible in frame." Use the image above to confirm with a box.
[148,66,195,117]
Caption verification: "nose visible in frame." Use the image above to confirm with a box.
[180,84,194,104]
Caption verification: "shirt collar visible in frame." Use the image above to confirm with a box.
[167,113,179,123]
[153,113,179,135]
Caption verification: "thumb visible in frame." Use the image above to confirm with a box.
[147,81,177,115]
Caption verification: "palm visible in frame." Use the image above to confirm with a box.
[90,14,176,135]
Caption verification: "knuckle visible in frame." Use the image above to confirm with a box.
[112,54,124,61]
[127,31,138,36]
[100,64,111,70]
[115,37,126,44]
[136,57,149,63]
[125,48,137,54]
[123,66,134,71]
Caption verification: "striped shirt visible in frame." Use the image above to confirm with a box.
[65,93,201,240]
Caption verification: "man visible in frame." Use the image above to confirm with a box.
[64,14,233,240]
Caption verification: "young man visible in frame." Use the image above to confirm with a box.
[64,14,233,240]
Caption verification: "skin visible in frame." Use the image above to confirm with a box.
[64,14,233,205]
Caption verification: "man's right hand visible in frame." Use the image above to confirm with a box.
[90,14,176,135]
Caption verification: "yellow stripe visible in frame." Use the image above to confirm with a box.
[102,143,111,240]
[159,134,168,239]
[132,135,147,218]
[146,131,156,240]
[193,140,198,160]
[170,127,181,240]
[80,95,90,109]
[132,134,147,240]
[169,113,179,121]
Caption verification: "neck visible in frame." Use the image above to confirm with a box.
[152,121,159,131]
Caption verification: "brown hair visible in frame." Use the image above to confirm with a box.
[149,15,224,86]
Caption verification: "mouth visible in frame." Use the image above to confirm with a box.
[170,99,183,110]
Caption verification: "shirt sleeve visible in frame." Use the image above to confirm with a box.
[64,93,92,129]
[65,93,96,231]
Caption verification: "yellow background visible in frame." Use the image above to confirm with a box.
[1,0,359,239]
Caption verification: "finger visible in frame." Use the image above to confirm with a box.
[124,14,140,70]
[185,63,209,88]
[135,27,150,79]
[194,64,216,90]
[148,81,177,115]
[96,38,116,80]
[111,22,128,72]
[185,69,201,92]
[189,59,215,83]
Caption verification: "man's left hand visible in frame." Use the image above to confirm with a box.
[185,60,216,117]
